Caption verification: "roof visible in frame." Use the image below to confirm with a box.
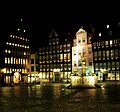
[76,26,86,35]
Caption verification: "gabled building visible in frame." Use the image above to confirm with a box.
[91,22,120,81]
[0,17,31,85]
[28,52,39,83]
[38,29,73,82]
[72,26,94,76]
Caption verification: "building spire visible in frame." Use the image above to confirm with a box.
[81,26,83,29]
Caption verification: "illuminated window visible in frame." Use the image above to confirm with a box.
[23,59,25,64]
[107,25,109,28]
[8,50,11,53]
[110,40,113,45]
[101,41,104,47]
[93,42,96,48]
[110,50,114,58]
[14,58,16,64]
[10,35,12,37]
[15,44,17,46]
[19,58,20,64]
[11,57,13,64]
[105,41,108,46]
[8,58,10,64]
[102,51,105,58]
[95,63,98,67]
[24,52,26,55]
[5,57,7,63]
[106,50,109,58]
[99,33,101,36]
[16,59,19,64]
[97,42,100,47]
[98,51,101,58]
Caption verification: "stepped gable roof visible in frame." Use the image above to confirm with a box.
[49,29,58,37]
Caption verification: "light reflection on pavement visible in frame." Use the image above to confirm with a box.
[0,83,120,112]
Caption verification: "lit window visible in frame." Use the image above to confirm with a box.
[110,40,113,45]
[11,57,13,64]
[8,50,11,53]
[8,58,10,64]
[10,35,12,37]
[15,44,17,46]
[99,33,101,36]
[107,25,109,28]
[5,57,7,63]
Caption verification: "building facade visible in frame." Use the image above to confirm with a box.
[72,27,94,76]
[0,17,31,85]
[91,23,120,81]
[28,53,39,83]
[38,29,73,82]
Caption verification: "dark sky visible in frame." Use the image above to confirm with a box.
[1,1,120,52]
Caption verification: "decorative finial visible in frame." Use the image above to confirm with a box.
[81,26,83,29]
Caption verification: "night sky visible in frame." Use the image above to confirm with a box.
[0,1,120,52]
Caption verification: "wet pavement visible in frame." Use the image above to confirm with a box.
[0,82,120,112]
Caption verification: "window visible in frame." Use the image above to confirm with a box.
[82,38,85,42]
[31,59,34,64]
[110,40,113,45]
[106,50,109,58]
[110,50,114,59]
[94,52,97,58]
[36,66,39,71]
[31,66,34,71]
[88,36,92,44]
[101,41,104,47]
[89,62,92,65]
